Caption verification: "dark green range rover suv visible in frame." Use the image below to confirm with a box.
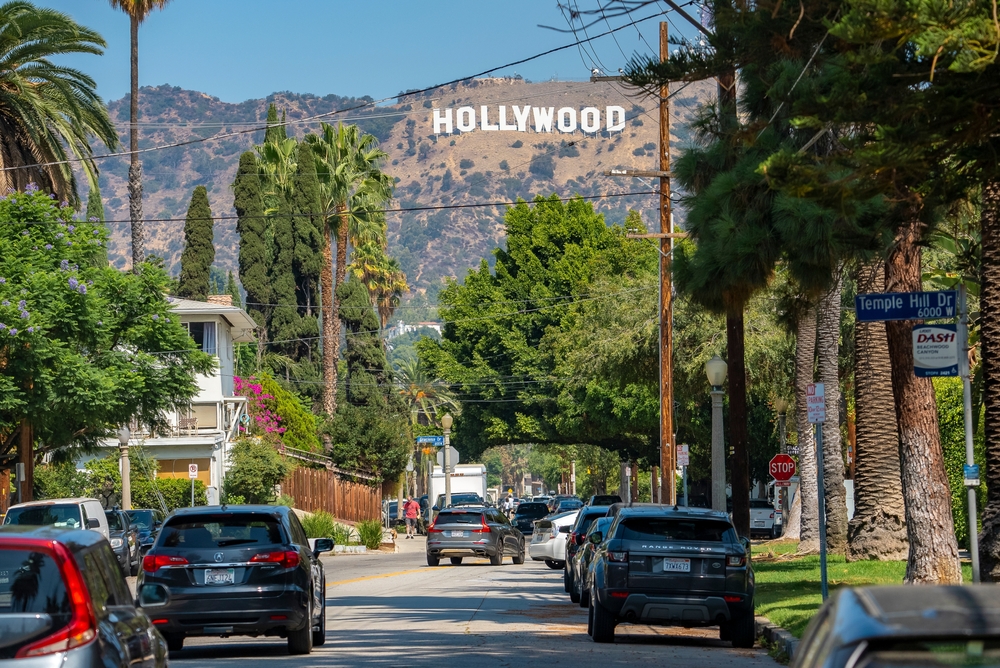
[586,505,755,646]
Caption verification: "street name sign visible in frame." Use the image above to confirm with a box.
[416,435,445,447]
[912,324,959,377]
[806,383,826,424]
[855,290,957,322]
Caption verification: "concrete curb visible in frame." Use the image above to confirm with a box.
[755,615,798,660]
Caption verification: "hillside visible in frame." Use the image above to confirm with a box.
[94,78,715,306]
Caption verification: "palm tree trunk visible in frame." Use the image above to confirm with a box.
[727,310,751,538]
[977,180,1000,579]
[127,14,144,269]
[885,219,961,583]
[320,217,336,416]
[817,269,847,552]
[795,305,820,553]
[848,260,908,561]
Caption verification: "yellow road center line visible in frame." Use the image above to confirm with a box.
[325,567,428,588]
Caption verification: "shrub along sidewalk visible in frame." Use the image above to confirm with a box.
[753,541,973,638]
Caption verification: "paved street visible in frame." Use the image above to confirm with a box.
[169,537,776,667]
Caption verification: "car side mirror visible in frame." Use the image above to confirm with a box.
[559,525,571,533]
[740,536,751,553]
[154,520,162,528]
[589,532,603,545]
[86,518,101,530]
[313,538,334,555]
[137,583,171,608]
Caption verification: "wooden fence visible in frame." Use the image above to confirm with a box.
[281,466,380,523]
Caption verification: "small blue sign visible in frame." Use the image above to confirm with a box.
[416,435,444,446]
[965,464,980,479]
[855,291,957,322]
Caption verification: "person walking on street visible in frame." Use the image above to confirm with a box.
[403,496,420,539]
[503,495,514,519]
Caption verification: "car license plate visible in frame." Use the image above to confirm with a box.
[450,530,465,538]
[205,568,235,585]
[660,558,691,573]
[754,520,765,526]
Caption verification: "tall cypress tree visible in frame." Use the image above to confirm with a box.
[269,192,299,358]
[292,140,323,315]
[177,186,214,300]
[86,188,107,265]
[225,270,241,307]
[235,151,269,327]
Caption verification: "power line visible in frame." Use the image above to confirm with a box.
[0,8,676,176]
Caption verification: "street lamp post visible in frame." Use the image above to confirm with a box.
[706,356,728,512]
[442,413,453,509]
[117,427,132,511]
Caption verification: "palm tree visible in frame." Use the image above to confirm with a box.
[817,269,848,552]
[307,123,393,416]
[394,357,459,427]
[107,0,172,268]
[0,2,118,202]
[350,241,409,328]
[847,259,908,560]
[794,304,820,553]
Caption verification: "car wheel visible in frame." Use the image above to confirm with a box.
[564,566,573,593]
[312,583,327,647]
[729,611,756,649]
[513,542,525,565]
[544,559,561,570]
[579,584,590,609]
[427,554,440,567]
[719,620,732,641]
[570,575,581,603]
[587,595,595,637]
[450,557,463,565]
[287,603,314,655]
[490,543,503,566]
[591,592,616,643]
[164,633,184,653]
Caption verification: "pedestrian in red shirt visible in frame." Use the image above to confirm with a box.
[403,496,420,539]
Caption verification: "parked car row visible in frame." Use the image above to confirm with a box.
[0,497,334,662]
[552,501,756,646]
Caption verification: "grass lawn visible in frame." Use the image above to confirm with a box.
[752,542,973,638]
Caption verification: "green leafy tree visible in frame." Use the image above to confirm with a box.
[0,187,214,493]
[177,185,214,301]
[34,460,87,499]
[0,2,118,205]
[225,270,241,307]
[107,0,173,267]
[256,373,321,453]
[86,189,105,224]
[223,438,294,504]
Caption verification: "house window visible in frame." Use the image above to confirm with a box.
[179,404,218,429]
[183,321,217,356]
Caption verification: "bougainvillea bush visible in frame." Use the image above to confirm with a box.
[234,372,320,453]
[0,186,214,458]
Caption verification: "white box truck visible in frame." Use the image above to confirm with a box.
[428,464,488,521]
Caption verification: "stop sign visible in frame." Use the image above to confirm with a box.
[769,454,796,482]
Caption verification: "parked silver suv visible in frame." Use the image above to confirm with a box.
[426,507,525,566]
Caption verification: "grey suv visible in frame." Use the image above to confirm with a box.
[426,507,525,566]
[586,506,755,646]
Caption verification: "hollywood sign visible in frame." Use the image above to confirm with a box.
[432,105,626,135]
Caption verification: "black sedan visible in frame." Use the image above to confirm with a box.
[127,508,165,557]
[512,502,550,535]
[138,504,333,655]
[106,509,139,576]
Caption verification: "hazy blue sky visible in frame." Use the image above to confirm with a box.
[39,0,698,103]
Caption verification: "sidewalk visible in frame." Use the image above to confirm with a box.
[395,531,426,555]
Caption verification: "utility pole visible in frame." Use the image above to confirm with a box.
[658,21,676,505]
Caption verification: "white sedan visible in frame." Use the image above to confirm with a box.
[528,510,578,569]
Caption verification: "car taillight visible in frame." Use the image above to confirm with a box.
[724,595,742,602]
[250,550,300,568]
[608,551,628,562]
[471,517,490,533]
[769,512,775,519]
[143,553,189,572]
[427,522,442,533]
[15,540,97,658]
[727,555,746,567]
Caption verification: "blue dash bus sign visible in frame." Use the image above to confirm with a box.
[855,290,957,322]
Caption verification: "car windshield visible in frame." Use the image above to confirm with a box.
[557,500,583,510]
[4,505,82,529]
[0,548,72,643]
[515,503,549,518]
[105,512,125,531]
[159,514,285,549]
[434,512,484,524]
[438,493,482,507]
[750,499,774,509]
[126,510,153,529]
[619,517,735,542]
[859,639,1000,667]
[590,495,621,505]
